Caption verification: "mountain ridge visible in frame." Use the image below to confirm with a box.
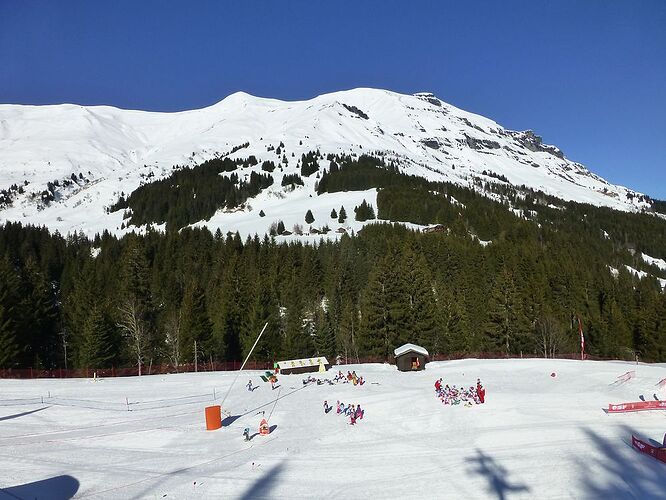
[0,88,657,238]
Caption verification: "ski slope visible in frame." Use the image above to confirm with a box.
[1,359,665,499]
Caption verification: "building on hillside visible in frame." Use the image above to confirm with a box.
[277,356,330,375]
[422,224,446,233]
[394,343,429,371]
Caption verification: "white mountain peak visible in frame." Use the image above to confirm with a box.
[0,88,652,238]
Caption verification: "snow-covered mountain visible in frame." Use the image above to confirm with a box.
[0,88,654,238]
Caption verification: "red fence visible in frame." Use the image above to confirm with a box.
[0,360,272,379]
[0,352,618,380]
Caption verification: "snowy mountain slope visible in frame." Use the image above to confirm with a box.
[1,359,665,498]
[0,88,654,238]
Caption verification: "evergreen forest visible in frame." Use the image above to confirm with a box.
[1,154,666,371]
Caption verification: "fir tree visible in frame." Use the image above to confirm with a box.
[0,301,18,368]
[358,253,409,359]
[77,304,114,369]
[484,267,529,354]
[338,206,347,223]
[305,209,315,224]
[401,245,438,354]
[354,200,376,221]
[179,282,212,363]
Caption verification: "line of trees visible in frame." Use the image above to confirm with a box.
[1,197,665,371]
[1,155,665,370]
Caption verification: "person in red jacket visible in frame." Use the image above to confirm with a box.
[477,379,486,404]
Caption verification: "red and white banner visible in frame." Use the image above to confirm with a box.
[632,435,666,463]
[608,400,666,413]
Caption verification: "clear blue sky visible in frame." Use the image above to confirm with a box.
[1,0,664,198]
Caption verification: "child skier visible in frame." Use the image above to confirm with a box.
[247,379,253,392]
[324,400,332,413]
[243,427,251,441]
[355,404,364,420]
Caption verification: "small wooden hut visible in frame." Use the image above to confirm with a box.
[394,343,429,371]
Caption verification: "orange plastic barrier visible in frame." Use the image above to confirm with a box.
[205,405,221,430]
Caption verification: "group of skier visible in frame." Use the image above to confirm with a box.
[247,372,279,392]
[323,400,365,424]
[333,370,365,386]
[434,377,486,406]
[302,375,335,386]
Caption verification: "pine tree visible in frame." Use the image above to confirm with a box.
[354,200,376,221]
[0,259,19,368]
[282,269,314,358]
[338,206,347,223]
[330,208,337,219]
[0,301,18,368]
[179,282,212,363]
[305,209,315,224]
[484,266,529,354]
[314,309,336,358]
[438,288,471,354]
[358,253,409,359]
[77,303,114,369]
[401,245,438,354]
[241,277,280,361]
[118,241,154,374]
[22,258,59,368]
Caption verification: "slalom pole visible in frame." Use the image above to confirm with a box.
[219,322,269,408]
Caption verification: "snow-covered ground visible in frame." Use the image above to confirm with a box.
[642,253,666,273]
[1,359,665,499]
[0,89,654,240]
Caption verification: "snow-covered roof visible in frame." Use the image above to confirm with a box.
[393,343,429,358]
[277,357,329,370]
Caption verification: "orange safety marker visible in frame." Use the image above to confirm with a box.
[205,405,222,431]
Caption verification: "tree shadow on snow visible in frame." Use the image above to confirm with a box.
[238,462,285,500]
[0,474,79,499]
[0,406,49,422]
[577,425,665,499]
[465,449,530,500]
